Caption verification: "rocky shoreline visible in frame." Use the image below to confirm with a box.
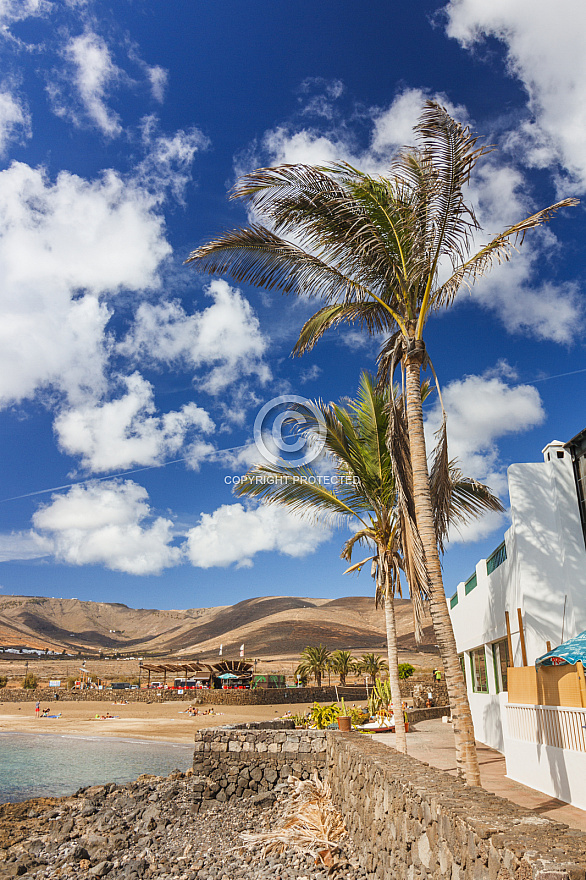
[0,769,367,880]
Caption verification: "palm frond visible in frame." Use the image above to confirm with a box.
[293,301,394,356]
[431,197,580,309]
[233,464,369,528]
[186,225,377,304]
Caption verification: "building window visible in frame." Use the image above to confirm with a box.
[470,647,488,693]
[492,639,509,692]
[465,573,477,594]
[486,542,507,575]
[450,592,458,609]
[458,653,466,680]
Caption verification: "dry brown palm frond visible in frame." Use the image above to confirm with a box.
[240,772,347,864]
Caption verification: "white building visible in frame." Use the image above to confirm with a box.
[449,429,586,808]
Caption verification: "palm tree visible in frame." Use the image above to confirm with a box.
[233,373,502,754]
[330,650,356,686]
[359,653,388,685]
[296,645,330,687]
[186,103,577,783]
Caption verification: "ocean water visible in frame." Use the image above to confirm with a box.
[0,732,193,803]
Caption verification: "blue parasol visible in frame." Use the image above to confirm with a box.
[217,672,240,679]
[535,630,586,667]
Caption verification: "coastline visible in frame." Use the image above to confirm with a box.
[0,699,317,744]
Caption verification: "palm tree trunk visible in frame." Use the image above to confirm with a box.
[383,584,407,754]
[404,350,481,786]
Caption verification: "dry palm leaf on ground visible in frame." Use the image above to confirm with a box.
[240,772,347,868]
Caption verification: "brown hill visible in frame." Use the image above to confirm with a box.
[0,593,435,660]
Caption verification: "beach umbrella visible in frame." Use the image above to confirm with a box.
[217,672,240,679]
[535,630,586,667]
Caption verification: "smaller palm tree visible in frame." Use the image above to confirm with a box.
[330,650,356,686]
[296,645,331,687]
[358,653,388,685]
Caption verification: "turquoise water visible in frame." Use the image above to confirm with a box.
[0,732,193,803]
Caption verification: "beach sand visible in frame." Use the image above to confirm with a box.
[0,700,319,743]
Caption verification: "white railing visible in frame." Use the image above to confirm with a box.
[506,703,586,752]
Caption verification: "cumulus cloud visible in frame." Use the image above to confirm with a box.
[185,502,332,569]
[0,86,31,155]
[425,362,545,495]
[33,480,182,574]
[120,279,271,394]
[54,372,215,472]
[48,31,123,136]
[462,159,582,343]
[0,161,170,406]
[444,0,586,190]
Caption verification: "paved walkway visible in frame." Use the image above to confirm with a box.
[372,717,586,832]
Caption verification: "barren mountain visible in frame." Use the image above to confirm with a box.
[0,594,435,660]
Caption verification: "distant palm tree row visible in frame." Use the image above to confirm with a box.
[187,102,577,784]
[295,645,390,688]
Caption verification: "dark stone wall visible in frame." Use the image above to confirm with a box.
[191,726,326,808]
[326,731,586,880]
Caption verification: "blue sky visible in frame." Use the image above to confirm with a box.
[0,0,584,610]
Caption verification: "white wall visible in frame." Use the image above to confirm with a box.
[448,441,586,758]
[504,737,586,811]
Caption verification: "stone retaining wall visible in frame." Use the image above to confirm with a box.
[0,675,447,707]
[191,724,326,808]
[326,731,586,880]
[0,685,365,705]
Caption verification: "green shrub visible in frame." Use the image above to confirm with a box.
[398,663,415,680]
[22,673,38,689]
[309,702,340,729]
[0,675,8,688]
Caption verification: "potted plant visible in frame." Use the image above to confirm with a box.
[337,698,352,731]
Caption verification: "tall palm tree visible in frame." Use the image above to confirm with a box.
[186,103,577,783]
[296,644,330,687]
[330,650,356,687]
[233,373,502,755]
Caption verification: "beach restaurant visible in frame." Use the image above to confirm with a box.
[140,659,254,689]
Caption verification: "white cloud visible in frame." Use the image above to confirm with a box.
[0,86,31,155]
[185,502,332,569]
[138,116,209,203]
[444,0,586,191]
[0,0,49,28]
[300,365,322,384]
[33,480,182,574]
[49,31,123,136]
[0,530,51,562]
[54,372,215,472]
[0,161,170,406]
[143,65,167,102]
[425,363,545,495]
[120,279,271,394]
[462,159,582,343]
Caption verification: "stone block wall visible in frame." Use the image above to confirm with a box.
[191,725,326,808]
[327,731,586,880]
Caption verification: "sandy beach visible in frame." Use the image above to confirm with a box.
[0,700,319,744]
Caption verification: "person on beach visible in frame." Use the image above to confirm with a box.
[35,701,40,718]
